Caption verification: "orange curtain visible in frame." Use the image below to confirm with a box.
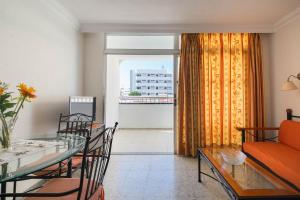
[177,34,202,156]
[200,33,250,146]
[177,33,264,156]
[247,33,265,141]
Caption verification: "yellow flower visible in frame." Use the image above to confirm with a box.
[0,87,4,96]
[17,83,36,99]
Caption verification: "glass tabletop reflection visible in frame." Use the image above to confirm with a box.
[0,134,85,183]
[203,146,283,190]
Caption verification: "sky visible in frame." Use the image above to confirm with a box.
[120,57,173,90]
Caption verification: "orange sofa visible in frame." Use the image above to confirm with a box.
[242,120,300,190]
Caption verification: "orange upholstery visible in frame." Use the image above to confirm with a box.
[243,142,300,188]
[279,120,300,151]
[71,156,94,169]
[35,157,82,176]
[71,156,84,168]
[25,178,104,200]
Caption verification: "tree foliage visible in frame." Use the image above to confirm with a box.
[129,91,141,96]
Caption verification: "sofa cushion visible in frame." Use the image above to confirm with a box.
[279,120,300,151]
[25,178,104,200]
[243,142,300,189]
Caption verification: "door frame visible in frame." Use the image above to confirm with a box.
[103,33,180,153]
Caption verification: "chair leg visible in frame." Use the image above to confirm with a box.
[86,158,89,178]
[67,159,73,178]
[13,181,16,200]
[58,161,62,176]
[1,182,6,200]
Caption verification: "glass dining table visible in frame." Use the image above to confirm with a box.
[0,134,86,199]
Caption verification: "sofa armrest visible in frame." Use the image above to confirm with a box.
[236,127,279,131]
[236,127,280,143]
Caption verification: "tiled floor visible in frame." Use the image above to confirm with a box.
[104,155,229,200]
[112,129,174,154]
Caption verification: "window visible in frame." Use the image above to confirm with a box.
[106,34,179,104]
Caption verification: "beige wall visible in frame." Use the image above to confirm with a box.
[260,34,272,126]
[0,0,83,138]
[269,16,300,126]
[82,33,106,123]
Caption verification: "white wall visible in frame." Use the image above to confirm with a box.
[82,33,105,123]
[0,0,83,139]
[105,55,121,127]
[269,16,300,126]
[119,104,174,129]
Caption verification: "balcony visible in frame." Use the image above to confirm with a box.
[119,96,173,104]
[110,96,174,154]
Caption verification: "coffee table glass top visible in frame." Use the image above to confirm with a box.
[200,146,300,199]
[204,146,282,190]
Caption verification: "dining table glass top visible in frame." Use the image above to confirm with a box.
[0,134,85,183]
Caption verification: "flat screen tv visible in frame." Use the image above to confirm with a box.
[69,96,96,120]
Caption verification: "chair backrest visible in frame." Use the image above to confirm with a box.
[80,122,118,200]
[1,123,118,200]
[279,120,300,151]
[57,113,94,137]
[286,108,300,121]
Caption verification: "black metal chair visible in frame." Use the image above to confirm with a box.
[0,122,118,200]
[57,113,94,137]
[34,113,95,177]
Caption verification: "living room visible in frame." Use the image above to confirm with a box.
[0,0,300,199]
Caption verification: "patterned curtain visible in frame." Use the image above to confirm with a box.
[177,33,264,156]
[200,33,250,146]
[177,34,202,156]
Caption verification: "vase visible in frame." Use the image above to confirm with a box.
[1,125,12,150]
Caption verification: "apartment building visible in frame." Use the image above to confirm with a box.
[130,69,173,96]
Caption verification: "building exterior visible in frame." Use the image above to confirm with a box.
[130,69,173,96]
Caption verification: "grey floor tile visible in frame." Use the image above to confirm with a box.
[104,155,228,200]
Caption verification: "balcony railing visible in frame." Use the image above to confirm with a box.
[119,96,174,104]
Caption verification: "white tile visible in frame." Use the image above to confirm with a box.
[104,155,229,200]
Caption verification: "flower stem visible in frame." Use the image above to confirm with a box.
[0,110,9,148]
[11,96,25,125]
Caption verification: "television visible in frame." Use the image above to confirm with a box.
[69,96,96,120]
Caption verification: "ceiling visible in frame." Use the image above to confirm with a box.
[59,0,300,24]
[57,0,300,32]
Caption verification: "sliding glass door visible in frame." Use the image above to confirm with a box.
[104,34,180,153]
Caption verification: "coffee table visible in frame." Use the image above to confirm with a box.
[198,146,300,199]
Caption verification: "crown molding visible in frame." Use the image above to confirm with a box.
[274,7,300,32]
[40,0,299,34]
[80,23,274,33]
[40,0,80,30]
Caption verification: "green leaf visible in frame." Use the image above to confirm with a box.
[0,93,11,103]
[4,111,15,118]
[3,102,15,108]
[0,102,16,113]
